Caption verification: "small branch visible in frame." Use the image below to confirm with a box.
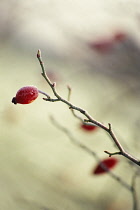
[37,50,53,87]
[37,50,140,166]
[104,151,122,157]
[67,85,71,101]
[38,90,50,99]
[67,86,84,123]
[108,123,124,152]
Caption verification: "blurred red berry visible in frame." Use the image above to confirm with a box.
[88,39,114,53]
[12,86,39,105]
[93,157,118,175]
[113,32,127,42]
[81,123,98,132]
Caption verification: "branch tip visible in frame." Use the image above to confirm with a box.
[67,85,72,101]
[67,85,71,91]
[104,151,112,157]
[108,123,112,131]
[104,150,121,157]
[37,49,41,58]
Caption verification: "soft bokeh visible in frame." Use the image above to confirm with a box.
[1,1,140,209]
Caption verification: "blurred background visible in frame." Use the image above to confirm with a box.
[1,0,140,209]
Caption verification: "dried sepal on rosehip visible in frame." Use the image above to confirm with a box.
[12,86,39,105]
[93,157,118,175]
[80,123,98,132]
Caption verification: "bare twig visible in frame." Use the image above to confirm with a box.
[37,49,140,166]
[67,85,84,123]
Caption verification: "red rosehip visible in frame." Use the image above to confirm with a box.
[93,157,118,175]
[80,123,98,132]
[12,86,39,105]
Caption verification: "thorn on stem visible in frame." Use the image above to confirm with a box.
[52,82,56,87]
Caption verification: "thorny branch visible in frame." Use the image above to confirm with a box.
[37,49,140,167]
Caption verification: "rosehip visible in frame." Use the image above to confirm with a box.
[12,86,39,105]
[80,123,98,132]
[93,157,118,175]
